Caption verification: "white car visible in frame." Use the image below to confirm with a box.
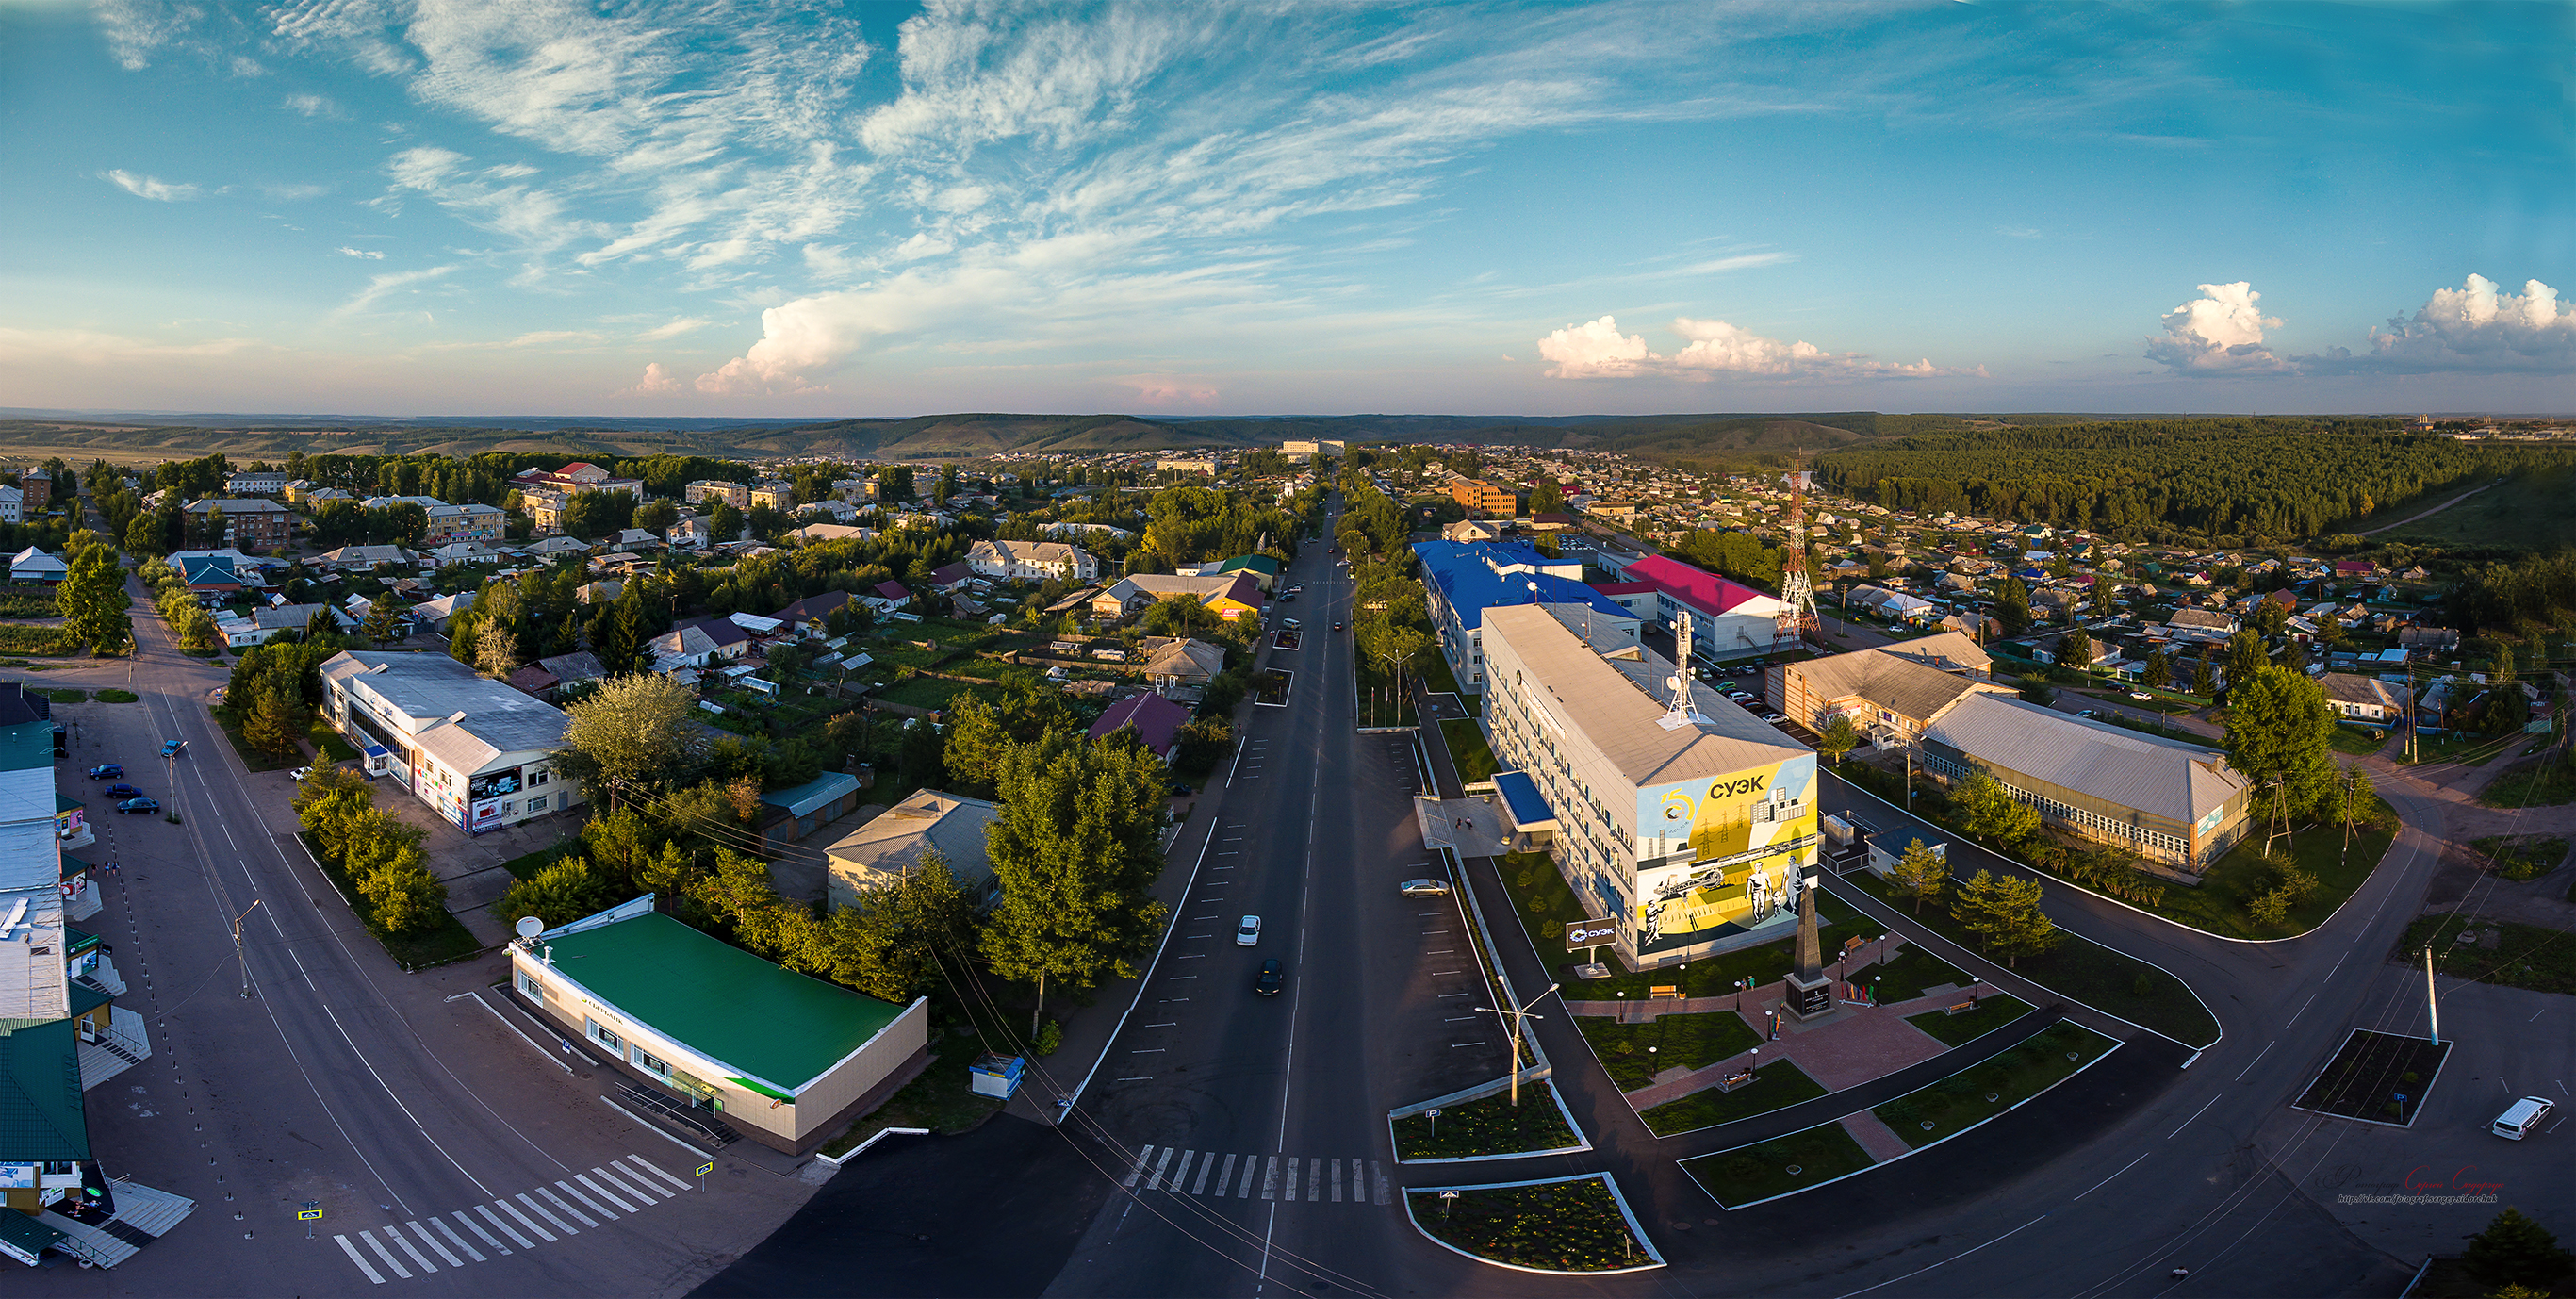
[1236,915,1262,945]
[1281,617,1302,629]
[289,766,314,781]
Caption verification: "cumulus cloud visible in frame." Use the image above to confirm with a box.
[100,170,199,202]
[628,362,683,395]
[336,246,386,259]
[2309,273,2576,374]
[2144,281,2289,373]
[1538,315,1977,381]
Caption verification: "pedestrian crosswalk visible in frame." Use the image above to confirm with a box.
[332,1154,694,1284]
[1119,1145,1389,1207]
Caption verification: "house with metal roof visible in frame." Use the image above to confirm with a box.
[1771,645,2013,749]
[1086,691,1190,763]
[1919,693,2252,872]
[510,898,929,1155]
[319,650,578,832]
[1616,553,1793,665]
[6,549,67,585]
[824,790,1003,907]
[1478,604,1817,969]
[756,771,865,854]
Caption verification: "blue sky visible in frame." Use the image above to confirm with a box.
[2,1,2568,418]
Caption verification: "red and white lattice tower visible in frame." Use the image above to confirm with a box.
[1776,461,1819,645]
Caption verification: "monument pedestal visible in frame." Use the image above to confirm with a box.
[1782,969,1836,1021]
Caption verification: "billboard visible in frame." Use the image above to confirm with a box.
[1565,917,1618,951]
[1633,753,1817,945]
[468,765,524,801]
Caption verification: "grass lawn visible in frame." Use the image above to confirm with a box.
[1576,1011,1760,1091]
[2172,805,2399,939]
[208,704,298,772]
[499,844,577,880]
[1681,1120,1878,1209]
[1494,850,1592,960]
[872,675,1003,711]
[1865,944,1970,1001]
[2353,465,2576,552]
[1639,1057,1829,1137]
[1875,1022,2116,1147]
[94,689,139,703]
[42,688,84,703]
[308,719,361,762]
[2081,688,2197,715]
[1846,872,2220,1047]
[2471,834,2568,881]
[2409,914,2576,996]
[2477,756,2576,809]
[1442,718,1499,783]
[1904,993,2033,1046]
[2326,724,2394,756]
[816,1014,1004,1157]
[1406,1176,1653,1273]
[2292,1028,2449,1125]
[1390,1082,1581,1159]
[2405,732,2514,767]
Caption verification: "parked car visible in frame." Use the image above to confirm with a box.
[2492,1095,2554,1140]
[1281,617,1302,629]
[1398,879,1450,897]
[115,797,159,814]
[1761,711,1789,725]
[160,739,187,757]
[1254,959,1286,996]
[102,783,141,799]
[2128,691,2153,701]
[1332,622,1343,632]
[1168,781,1193,797]
[1236,915,1262,945]
[87,764,122,780]
[289,767,316,782]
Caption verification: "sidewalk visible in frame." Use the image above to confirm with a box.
[1616,987,1961,1109]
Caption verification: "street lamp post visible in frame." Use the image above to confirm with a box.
[1475,981,1561,1107]
[231,900,262,998]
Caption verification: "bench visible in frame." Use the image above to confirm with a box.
[1942,998,1981,1016]
[1715,1068,1759,1093]
[1649,985,1683,1000]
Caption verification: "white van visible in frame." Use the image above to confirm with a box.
[2491,1096,2554,1141]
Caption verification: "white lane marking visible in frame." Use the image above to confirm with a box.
[517,1192,576,1236]
[1305,1159,1321,1202]
[1149,1144,1177,1191]
[2233,1042,2273,1080]
[538,1184,598,1227]
[1171,1150,1196,1192]
[591,1163,656,1205]
[484,1202,543,1246]
[1374,1161,1390,1207]
[361,1230,413,1279]
[552,1178,614,1220]
[408,1220,465,1268]
[456,1209,511,1255]
[1262,1156,1279,1200]
[2168,1094,2223,1140]
[625,1155,693,1192]
[335,1235,386,1284]
[1215,1153,1236,1196]
[2072,1150,2152,1202]
[1331,1159,1343,1202]
[1239,1157,1258,1198]
[432,1215,487,1262]
[575,1172,636,1213]
[1193,1151,1218,1195]
[384,1225,438,1274]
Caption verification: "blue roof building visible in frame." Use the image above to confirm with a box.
[1412,541,1640,694]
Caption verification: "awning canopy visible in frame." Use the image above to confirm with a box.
[1491,770,1558,833]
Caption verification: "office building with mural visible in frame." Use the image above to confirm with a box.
[319,651,580,832]
[1476,603,1818,971]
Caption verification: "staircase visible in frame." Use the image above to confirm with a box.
[76,953,126,998]
[32,1212,139,1269]
[614,1081,740,1149]
[29,1181,193,1268]
[77,1008,151,1090]
[104,1179,195,1238]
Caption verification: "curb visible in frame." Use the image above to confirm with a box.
[1400,1172,1665,1274]
[1386,1077,1592,1165]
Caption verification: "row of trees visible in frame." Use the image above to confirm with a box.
[295,771,450,935]
[1884,838,2060,967]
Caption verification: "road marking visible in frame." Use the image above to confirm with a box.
[335,1235,386,1284]
[1132,1047,1167,1053]
[2233,1042,2273,1080]
[1150,1144,1177,1191]
[483,1202,542,1246]
[1373,1161,1390,1206]
[2168,1094,2222,1139]
[385,1224,439,1273]
[1451,1041,1486,1047]
[1305,1159,1321,1202]
[433,1216,486,1258]
[1143,1022,1178,1028]
[1191,914,1220,920]
[1192,1151,1218,1195]
[1175,955,1207,961]
[1123,1147,1153,1189]
[1832,1213,2048,1298]
[1170,1150,1195,1192]
[1331,1159,1343,1202]
[625,1155,692,1192]
[516,1192,575,1236]
[1115,1077,1153,1081]
[1425,948,1455,955]
[547,1181,607,1224]
[593,1163,657,1203]
[2282,992,2319,1028]
[2072,1150,2152,1202]
[448,1211,504,1257]
[576,1172,637,1213]
[1216,1153,1237,1195]
[360,1230,413,1279]
[1239,1158,1258,1197]
[1263,1157,1280,1200]
[412,1219,468,1267]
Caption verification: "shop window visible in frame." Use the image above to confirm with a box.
[517,970,545,1002]
[586,1018,623,1053]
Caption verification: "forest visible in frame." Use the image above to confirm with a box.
[1814,419,2576,544]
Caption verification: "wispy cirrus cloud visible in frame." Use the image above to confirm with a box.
[100,170,200,202]
[335,264,458,317]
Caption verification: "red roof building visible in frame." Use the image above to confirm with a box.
[1086,691,1191,762]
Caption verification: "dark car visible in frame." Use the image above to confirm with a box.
[1331,621,1343,632]
[115,797,160,814]
[87,764,122,780]
[1254,959,1285,996]
[102,783,142,799]
[1168,781,1193,797]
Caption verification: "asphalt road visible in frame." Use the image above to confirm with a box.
[22,554,809,1295]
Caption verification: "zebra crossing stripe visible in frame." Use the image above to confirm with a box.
[592,1164,655,1205]
[408,1220,466,1267]
[1149,1145,1176,1191]
[1238,1156,1257,1198]
[516,1192,575,1237]
[1281,1158,1297,1201]
[1192,1153,1218,1195]
[577,1172,637,1213]
[625,1154,694,1192]
[1373,1161,1390,1207]
[360,1230,412,1279]
[552,1180,612,1222]
[486,1201,546,1246]
[385,1224,439,1273]
[1123,1144,1154,1188]
[431,1215,486,1262]
[1170,1150,1195,1192]
[335,1235,386,1284]
[1261,1156,1279,1200]
[537,1185,597,1228]
[1331,1159,1343,1203]
[1305,1159,1321,1202]
[461,1209,515,1254]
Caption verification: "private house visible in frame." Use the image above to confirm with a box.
[863,581,912,614]
[407,591,475,631]
[788,523,877,546]
[2163,608,2239,645]
[648,618,752,671]
[1199,572,1266,622]
[0,485,21,524]
[2398,627,2460,657]
[320,650,579,831]
[521,535,591,560]
[2319,672,2407,726]
[177,555,242,597]
[215,602,355,649]
[1140,637,1226,699]
[1440,518,1502,543]
[505,651,607,703]
[510,898,929,1156]
[824,791,1004,907]
[1209,553,1280,592]
[1086,691,1191,763]
[772,591,851,637]
[927,562,975,594]
[1919,694,2251,873]
[316,544,416,571]
[966,539,1100,584]
[8,549,67,585]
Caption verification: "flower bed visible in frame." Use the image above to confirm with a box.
[2292,1028,2450,1126]
[1405,1174,1661,1274]
[1577,1011,1760,1091]
[1389,1082,1582,1160]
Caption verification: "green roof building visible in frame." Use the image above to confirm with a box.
[511,899,930,1155]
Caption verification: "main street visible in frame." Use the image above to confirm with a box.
[24,541,808,1295]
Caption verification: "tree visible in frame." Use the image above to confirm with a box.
[362,598,403,643]
[2224,629,2269,694]
[2142,647,2171,691]
[556,673,706,806]
[2223,665,2339,844]
[1816,714,1861,766]
[1955,770,2042,846]
[1530,480,1564,516]
[898,715,946,788]
[706,501,744,543]
[1951,868,2057,966]
[828,851,982,1002]
[497,855,615,931]
[475,617,520,679]
[874,465,914,503]
[57,544,133,655]
[979,732,1170,1033]
[2058,628,2092,672]
[2192,655,2217,698]
[1891,838,1947,913]
[2091,574,2117,617]
[1993,576,2031,635]
[242,681,306,761]
[356,850,449,936]
[2016,674,2056,707]
[2462,1208,2576,1290]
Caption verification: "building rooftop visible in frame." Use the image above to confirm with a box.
[826,790,1003,894]
[536,910,906,1097]
[760,770,861,821]
[0,1019,88,1161]
[1783,646,2006,722]
[1483,604,1807,788]
[320,650,570,773]
[1924,693,2247,826]
[1621,554,1781,617]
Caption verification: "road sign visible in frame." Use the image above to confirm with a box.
[1565,917,1616,952]
[696,1163,714,1178]
[298,1209,323,1221]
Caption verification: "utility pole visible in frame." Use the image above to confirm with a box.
[1476,982,1560,1107]
[2424,946,2440,1046]
[232,900,262,997]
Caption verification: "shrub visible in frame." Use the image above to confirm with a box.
[2132,972,2156,996]
[1034,1018,1063,1056]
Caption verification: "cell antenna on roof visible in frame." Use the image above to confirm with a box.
[1660,610,1707,730]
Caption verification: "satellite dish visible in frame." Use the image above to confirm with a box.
[514,915,544,940]
[1666,676,1682,691]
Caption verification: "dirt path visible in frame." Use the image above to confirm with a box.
[2358,478,2502,535]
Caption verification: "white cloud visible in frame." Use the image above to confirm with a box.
[636,317,712,342]
[335,264,457,316]
[627,361,683,395]
[1537,315,1977,381]
[100,170,200,202]
[2144,280,2290,374]
[2309,273,2576,374]
[283,91,337,116]
[1114,374,1220,407]
[336,246,386,259]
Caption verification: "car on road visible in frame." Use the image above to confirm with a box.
[1761,711,1789,724]
[2127,691,2153,701]
[87,764,123,780]
[1331,621,1343,632]
[1398,879,1450,896]
[1254,959,1285,996]
[115,797,159,814]
[1281,617,1302,629]
[1289,584,1304,593]
[1236,915,1262,945]
[2492,1095,2553,1140]
[102,783,142,799]
[161,739,187,757]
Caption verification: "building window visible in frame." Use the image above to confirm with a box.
[586,1018,623,1053]
[531,769,550,787]
[501,800,517,816]
[632,1046,672,1079]
[517,970,545,1002]
[528,795,549,813]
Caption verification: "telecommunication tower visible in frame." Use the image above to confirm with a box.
[1775,458,1819,644]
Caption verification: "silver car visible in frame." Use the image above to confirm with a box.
[1398,879,1451,897]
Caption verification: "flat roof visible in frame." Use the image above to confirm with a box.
[1492,770,1558,830]
[1483,604,1807,789]
[540,912,906,1093]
